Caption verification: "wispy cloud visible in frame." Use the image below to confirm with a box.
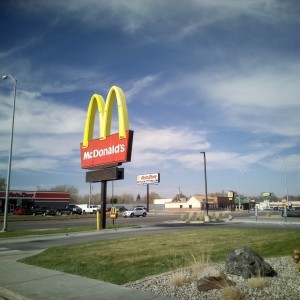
[179,59,300,138]
[126,75,160,100]
[0,37,40,59]
[201,61,300,108]
[13,0,298,37]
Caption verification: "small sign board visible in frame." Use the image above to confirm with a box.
[227,191,234,198]
[262,192,271,197]
[137,173,160,184]
[86,167,124,183]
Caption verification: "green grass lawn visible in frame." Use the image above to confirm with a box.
[20,227,300,285]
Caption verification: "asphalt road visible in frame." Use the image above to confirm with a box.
[3,210,300,232]
[5,212,181,231]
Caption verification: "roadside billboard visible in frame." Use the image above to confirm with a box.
[136,173,160,185]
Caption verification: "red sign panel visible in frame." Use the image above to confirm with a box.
[81,130,133,169]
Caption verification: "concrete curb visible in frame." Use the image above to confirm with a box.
[0,287,31,300]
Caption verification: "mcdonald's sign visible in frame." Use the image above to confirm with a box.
[80,86,133,169]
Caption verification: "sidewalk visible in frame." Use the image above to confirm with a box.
[0,250,173,300]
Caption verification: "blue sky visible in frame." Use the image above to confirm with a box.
[0,0,299,200]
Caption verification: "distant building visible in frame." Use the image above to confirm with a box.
[233,196,252,210]
[153,198,172,205]
[165,195,231,211]
[268,200,300,210]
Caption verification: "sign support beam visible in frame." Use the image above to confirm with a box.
[100,181,107,229]
[146,184,149,212]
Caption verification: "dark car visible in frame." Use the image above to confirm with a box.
[31,206,57,216]
[286,207,300,217]
[56,205,82,215]
[116,206,128,212]
[68,205,82,215]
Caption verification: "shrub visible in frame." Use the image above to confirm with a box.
[169,269,191,286]
[221,286,245,300]
[292,249,300,272]
[246,276,270,288]
[185,246,212,277]
[187,212,197,222]
[196,212,206,221]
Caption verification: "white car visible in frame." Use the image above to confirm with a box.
[123,207,147,218]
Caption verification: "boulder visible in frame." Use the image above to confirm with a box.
[224,247,277,279]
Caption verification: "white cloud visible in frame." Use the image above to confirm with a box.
[12,157,60,171]
[12,91,85,135]
[262,154,300,173]
[0,90,85,172]
[181,59,300,138]
[131,125,210,169]
[202,62,300,108]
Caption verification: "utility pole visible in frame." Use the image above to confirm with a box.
[200,152,208,216]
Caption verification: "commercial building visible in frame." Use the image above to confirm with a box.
[0,190,70,214]
[164,195,232,211]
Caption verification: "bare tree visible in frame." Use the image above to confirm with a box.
[0,177,6,190]
[141,192,162,204]
[49,185,79,202]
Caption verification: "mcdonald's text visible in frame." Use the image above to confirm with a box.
[83,144,125,160]
[81,130,133,169]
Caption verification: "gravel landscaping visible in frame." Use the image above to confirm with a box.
[124,256,300,300]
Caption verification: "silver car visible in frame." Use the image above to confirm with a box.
[123,207,147,218]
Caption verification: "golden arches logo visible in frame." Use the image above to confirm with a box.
[82,86,129,148]
[80,86,133,169]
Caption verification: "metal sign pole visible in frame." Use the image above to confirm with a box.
[146,184,149,212]
[101,181,107,229]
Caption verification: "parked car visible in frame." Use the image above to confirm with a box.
[77,204,101,214]
[134,205,148,212]
[285,207,300,217]
[116,206,128,212]
[123,207,147,218]
[56,205,82,215]
[31,206,57,216]
[13,207,28,215]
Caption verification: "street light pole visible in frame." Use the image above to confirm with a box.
[271,154,289,204]
[237,176,241,210]
[1,74,17,232]
[237,171,246,210]
[200,152,208,216]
